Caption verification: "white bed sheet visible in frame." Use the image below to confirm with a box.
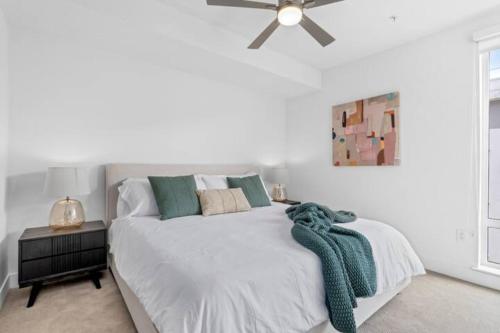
[109,203,424,333]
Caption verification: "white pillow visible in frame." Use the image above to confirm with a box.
[199,173,273,201]
[200,175,228,189]
[194,175,207,190]
[116,176,206,218]
[118,178,159,217]
[116,195,132,218]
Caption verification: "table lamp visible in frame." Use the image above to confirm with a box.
[44,167,91,230]
[268,167,289,202]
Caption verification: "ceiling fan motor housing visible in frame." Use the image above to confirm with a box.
[278,0,303,5]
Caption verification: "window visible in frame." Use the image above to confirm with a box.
[486,50,500,266]
[478,34,500,271]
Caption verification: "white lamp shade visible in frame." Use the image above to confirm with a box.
[268,167,289,185]
[44,167,91,198]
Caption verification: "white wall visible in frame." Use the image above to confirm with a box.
[5,26,287,275]
[0,7,9,304]
[286,9,500,289]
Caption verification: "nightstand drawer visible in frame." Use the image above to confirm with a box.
[52,234,81,255]
[21,248,106,282]
[21,239,52,260]
[81,231,106,250]
[52,252,83,274]
[81,248,106,267]
[52,248,106,274]
[21,257,52,281]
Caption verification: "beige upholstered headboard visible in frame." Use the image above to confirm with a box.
[105,164,260,225]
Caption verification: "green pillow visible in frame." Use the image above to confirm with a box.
[148,175,201,220]
[227,175,271,208]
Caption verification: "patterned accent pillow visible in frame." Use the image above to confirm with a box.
[196,188,251,216]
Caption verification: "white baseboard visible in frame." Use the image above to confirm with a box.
[9,273,18,288]
[424,259,500,291]
[0,273,18,310]
[0,273,9,309]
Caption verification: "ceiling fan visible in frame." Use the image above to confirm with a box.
[206,0,343,49]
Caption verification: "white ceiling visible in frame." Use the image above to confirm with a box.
[2,0,500,98]
[167,0,500,69]
[0,0,323,98]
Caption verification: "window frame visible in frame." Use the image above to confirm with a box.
[477,32,500,271]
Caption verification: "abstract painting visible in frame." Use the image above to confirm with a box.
[332,92,400,166]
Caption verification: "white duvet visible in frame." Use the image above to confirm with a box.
[109,203,424,333]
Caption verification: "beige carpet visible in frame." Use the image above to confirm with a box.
[359,272,500,333]
[0,271,499,333]
[0,271,135,333]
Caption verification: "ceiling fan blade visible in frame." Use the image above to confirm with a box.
[303,0,344,9]
[206,0,276,10]
[299,14,335,47]
[248,18,280,49]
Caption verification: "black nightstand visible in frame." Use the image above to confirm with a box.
[273,199,301,205]
[18,221,107,307]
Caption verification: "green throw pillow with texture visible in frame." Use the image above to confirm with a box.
[148,175,201,220]
[227,175,271,208]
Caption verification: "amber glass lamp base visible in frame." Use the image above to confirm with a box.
[272,184,287,202]
[49,197,86,230]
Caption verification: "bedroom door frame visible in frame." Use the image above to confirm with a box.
[476,29,500,272]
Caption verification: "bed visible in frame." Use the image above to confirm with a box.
[105,164,425,333]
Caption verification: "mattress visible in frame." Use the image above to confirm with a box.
[109,203,425,333]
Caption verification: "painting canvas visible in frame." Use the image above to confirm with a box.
[332,92,400,166]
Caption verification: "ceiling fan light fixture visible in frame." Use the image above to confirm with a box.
[277,5,303,26]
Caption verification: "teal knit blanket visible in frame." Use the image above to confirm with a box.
[286,203,377,333]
